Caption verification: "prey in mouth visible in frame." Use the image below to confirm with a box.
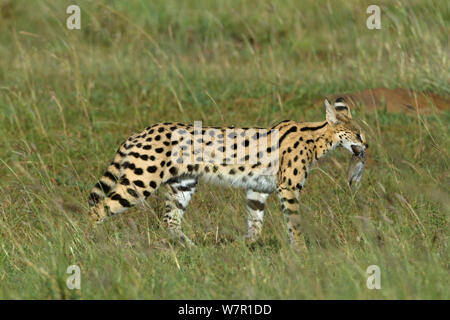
[348,145,366,188]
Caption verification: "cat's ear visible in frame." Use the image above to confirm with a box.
[334,97,352,119]
[325,99,338,124]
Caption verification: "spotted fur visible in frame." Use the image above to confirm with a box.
[88,97,368,246]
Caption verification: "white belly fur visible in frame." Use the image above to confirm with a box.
[200,173,277,194]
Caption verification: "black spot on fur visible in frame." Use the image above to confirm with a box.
[95,181,111,194]
[169,167,178,176]
[120,177,130,186]
[104,171,118,182]
[111,194,131,207]
[127,188,139,198]
[300,122,327,132]
[279,126,298,145]
[133,180,145,188]
[247,199,264,211]
[147,166,157,173]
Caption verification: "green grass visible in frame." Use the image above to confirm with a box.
[0,0,448,299]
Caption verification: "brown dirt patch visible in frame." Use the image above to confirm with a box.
[316,88,449,115]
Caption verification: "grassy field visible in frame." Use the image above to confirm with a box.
[0,0,448,299]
